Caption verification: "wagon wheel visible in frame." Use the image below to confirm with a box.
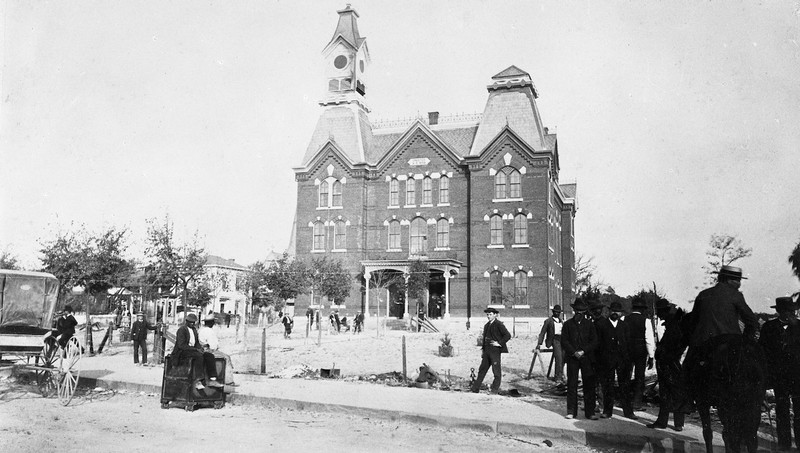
[56,337,82,406]
[35,340,58,398]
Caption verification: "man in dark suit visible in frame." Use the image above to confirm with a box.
[758,296,800,450]
[53,305,78,348]
[648,297,689,431]
[595,301,636,419]
[130,312,156,365]
[683,265,759,390]
[470,307,511,394]
[627,295,655,410]
[172,313,223,390]
[535,305,564,382]
[562,298,599,420]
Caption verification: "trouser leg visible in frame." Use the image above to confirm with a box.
[472,351,490,391]
[631,356,646,407]
[133,340,141,363]
[566,358,579,416]
[673,410,685,428]
[582,368,597,418]
[141,340,148,363]
[776,383,792,448]
[553,338,564,380]
[488,348,502,392]
[599,369,614,416]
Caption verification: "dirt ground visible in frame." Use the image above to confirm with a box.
[0,377,598,453]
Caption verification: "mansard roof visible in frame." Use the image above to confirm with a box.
[325,4,366,51]
[302,105,372,166]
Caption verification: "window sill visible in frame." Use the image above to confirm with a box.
[511,244,529,248]
[331,249,347,253]
[403,204,417,208]
[311,250,326,254]
[419,204,433,208]
[387,248,402,253]
[315,206,343,210]
[434,247,451,251]
[491,197,523,203]
[487,244,504,249]
[437,202,450,207]
[388,205,400,209]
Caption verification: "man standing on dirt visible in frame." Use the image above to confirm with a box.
[534,304,564,382]
[131,312,156,365]
[470,307,511,394]
[562,298,599,420]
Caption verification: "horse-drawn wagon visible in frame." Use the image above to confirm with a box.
[0,270,81,405]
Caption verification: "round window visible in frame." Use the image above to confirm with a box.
[334,55,348,69]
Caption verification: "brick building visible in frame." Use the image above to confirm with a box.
[291,5,576,322]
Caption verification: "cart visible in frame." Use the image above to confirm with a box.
[0,270,82,405]
[160,353,226,411]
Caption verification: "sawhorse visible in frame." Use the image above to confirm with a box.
[527,347,555,379]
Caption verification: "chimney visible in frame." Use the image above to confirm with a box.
[428,111,439,126]
[544,127,549,134]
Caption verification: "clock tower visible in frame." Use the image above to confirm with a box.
[321,4,369,109]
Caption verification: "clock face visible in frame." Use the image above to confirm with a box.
[334,55,348,69]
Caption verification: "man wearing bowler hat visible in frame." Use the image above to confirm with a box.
[595,301,636,419]
[627,294,656,410]
[759,296,800,450]
[470,307,511,394]
[562,298,599,420]
[535,305,565,382]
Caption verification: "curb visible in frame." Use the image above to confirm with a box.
[78,375,711,451]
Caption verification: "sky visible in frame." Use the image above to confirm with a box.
[1,1,799,312]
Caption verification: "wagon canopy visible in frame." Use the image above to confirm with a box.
[0,270,60,329]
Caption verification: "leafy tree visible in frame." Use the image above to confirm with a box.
[789,240,800,283]
[407,260,430,316]
[703,233,752,283]
[245,259,273,306]
[264,252,309,304]
[309,256,351,303]
[144,216,207,319]
[39,225,135,311]
[0,249,21,270]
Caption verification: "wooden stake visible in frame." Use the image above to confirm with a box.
[402,335,407,383]
[260,327,266,374]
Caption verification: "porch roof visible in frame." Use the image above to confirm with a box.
[361,258,462,276]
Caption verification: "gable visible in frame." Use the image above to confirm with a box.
[374,122,463,176]
[465,126,552,172]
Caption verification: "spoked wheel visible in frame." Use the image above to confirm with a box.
[35,340,58,398]
[57,337,81,406]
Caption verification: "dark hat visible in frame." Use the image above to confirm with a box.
[655,298,671,311]
[587,298,603,309]
[609,301,624,312]
[715,265,747,280]
[551,305,562,313]
[64,305,74,313]
[771,296,796,312]
[484,307,499,314]
[185,313,198,323]
[571,299,589,311]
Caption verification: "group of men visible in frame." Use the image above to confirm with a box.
[472,264,800,449]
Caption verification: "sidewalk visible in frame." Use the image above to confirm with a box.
[74,347,740,453]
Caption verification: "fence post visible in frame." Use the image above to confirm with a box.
[260,328,267,374]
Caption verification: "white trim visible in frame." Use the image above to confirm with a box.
[512,305,530,309]
[419,204,433,208]
[331,249,347,253]
[487,244,505,249]
[511,244,530,248]
[437,203,450,207]
[311,250,326,254]
[433,247,451,251]
[386,248,402,253]
[492,197,524,203]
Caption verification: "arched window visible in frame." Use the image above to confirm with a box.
[490,215,503,245]
[495,167,521,199]
[410,217,427,254]
[312,222,325,251]
[318,181,329,208]
[331,181,342,207]
[494,171,507,199]
[436,219,449,248]
[490,270,503,305]
[509,169,521,198]
[389,179,399,206]
[514,214,527,244]
[406,179,416,205]
[388,220,401,249]
[422,177,432,204]
[515,271,528,305]
[439,175,449,204]
[334,220,346,249]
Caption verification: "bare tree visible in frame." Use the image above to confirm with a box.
[703,233,752,283]
[574,253,603,296]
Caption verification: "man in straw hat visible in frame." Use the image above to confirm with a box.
[758,296,800,450]
[535,305,565,382]
[562,297,599,420]
[470,307,511,394]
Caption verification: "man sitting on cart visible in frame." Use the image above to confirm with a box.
[45,305,78,349]
[172,313,224,391]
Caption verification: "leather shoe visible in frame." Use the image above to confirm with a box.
[207,380,224,388]
[588,414,599,420]
[673,426,684,432]
[599,413,611,419]
[647,422,667,429]
[623,413,638,420]
[565,414,574,419]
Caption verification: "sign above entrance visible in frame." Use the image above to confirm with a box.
[408,158,430,166]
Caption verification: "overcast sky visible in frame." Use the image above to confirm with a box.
[1,1,799,312]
